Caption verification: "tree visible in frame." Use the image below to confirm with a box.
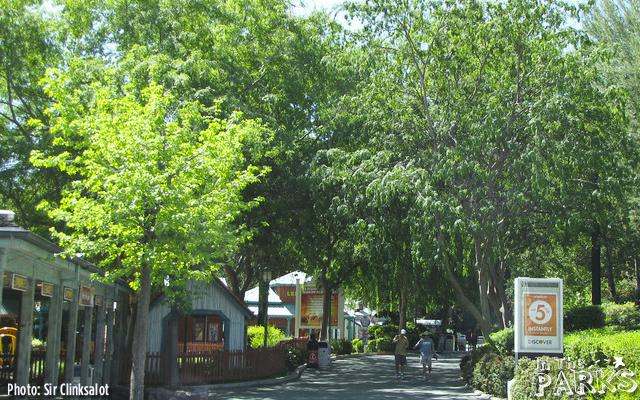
[32,76,269,400]
[341,0,634,336]
[0,0,68,236]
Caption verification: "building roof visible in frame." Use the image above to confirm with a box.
[248,305,293,318]
[269,271,310,286]
[244,286,282,304]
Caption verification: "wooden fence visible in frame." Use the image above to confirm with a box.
[0,349,50,386]
[0,338,309,387]
[118,338,308,386]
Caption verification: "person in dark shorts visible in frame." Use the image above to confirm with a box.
[393,329,410,379]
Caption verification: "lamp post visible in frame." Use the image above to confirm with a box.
[259,269,272,347]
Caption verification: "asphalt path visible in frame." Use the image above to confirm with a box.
[205,351,501,400]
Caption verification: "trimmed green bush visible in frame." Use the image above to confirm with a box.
[285,346,306,372]
[365,338,379,353]
[329,339,353,355]
[377,337,393,352]
[489,327,514,356]
[471,351,514,398]
[247,325,285,348]
[352,338,364,353]
[602,301,640,329]
[509,329,640,400]
[461,345,514,398]
[564,305,605,331]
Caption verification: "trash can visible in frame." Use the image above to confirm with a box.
[318,341,330,368]
[72,364,94,386]
[444,334,455,351]
[307,335,319,368]
[457,334,467,351]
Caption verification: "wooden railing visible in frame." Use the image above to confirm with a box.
[180,342,224,353]
[118,338,306,386]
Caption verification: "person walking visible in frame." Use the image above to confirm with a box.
[414,332,436,380]
[392,329,410,380]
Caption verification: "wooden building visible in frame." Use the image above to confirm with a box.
[0,212,131,394]
[147,278,254,354]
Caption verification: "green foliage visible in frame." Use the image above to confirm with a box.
[329,339,353,355]
[376,338,393,353]
[351,338,364,353]
[564,328,640,372]
[602,302,640,329]
[461,345,514,398]
[460,345,499,385]
[471,352,514,398]
[510,330,640,400]
[364,339,376,353]
[285,346,306,372]
[247,325,285,349]
[368,324,399,340]
[489,327,514,356]
[564,305,606,331]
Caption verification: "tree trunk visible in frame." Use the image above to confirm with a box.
[635,258,640,300]
[439,301,451,334]
[604,232,617,301]
[320,263,330,340]
[130,263,153,400]
[168,306,180,389]
[591,224,602,305]
[399,286,408,329]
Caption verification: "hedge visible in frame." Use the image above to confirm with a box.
[465,328,640,399]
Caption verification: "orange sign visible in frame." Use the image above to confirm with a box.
[524,293,557,336]
[300,292,339,327]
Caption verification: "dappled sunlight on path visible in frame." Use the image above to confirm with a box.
[212,352,500,400]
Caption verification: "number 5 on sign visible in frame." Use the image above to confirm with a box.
[524,294,557,336]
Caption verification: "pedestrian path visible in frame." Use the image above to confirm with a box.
[210,351,502,400]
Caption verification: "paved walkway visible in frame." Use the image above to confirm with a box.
[202,351,502,400]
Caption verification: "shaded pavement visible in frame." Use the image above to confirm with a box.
[205,351,502,400]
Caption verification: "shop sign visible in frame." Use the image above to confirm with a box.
[79,284,94,307]
[41,281,54,297]
[63,287,74,301]
[12,274,28,291]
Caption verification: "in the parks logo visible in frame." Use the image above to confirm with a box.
[535,357,638,397]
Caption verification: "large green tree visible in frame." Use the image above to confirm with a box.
[340,0,634,335]
[0,0,67,236]
[32,76,269,399]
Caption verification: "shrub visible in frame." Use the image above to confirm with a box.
[471,351,514,398]
[369,324,399,340]
[285,346,306,372]
[365,338,378,353]
[376,337,393,352]
[564,305,605,331]
[510,356,572,400]
[489,327,514,356]
[351,338,364,353]
[460,345,498,385]
[602,301,640,329]
[564,328,640,372]
[246,325,285,348]
[329,339,353,355]
[461,345,514,398]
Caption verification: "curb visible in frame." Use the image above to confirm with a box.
[146,364,308,399]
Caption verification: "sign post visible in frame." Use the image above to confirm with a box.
[514,277,563,364]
